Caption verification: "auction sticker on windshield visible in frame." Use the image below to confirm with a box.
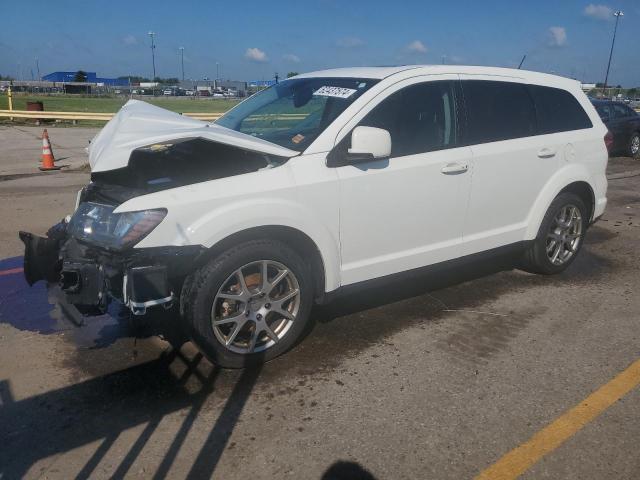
[313,86,357,99]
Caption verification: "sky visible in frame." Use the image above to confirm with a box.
[1,0,639,86]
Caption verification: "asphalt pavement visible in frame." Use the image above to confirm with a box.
[1,125,640,479]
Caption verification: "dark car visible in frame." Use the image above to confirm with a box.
[591,99,640,158]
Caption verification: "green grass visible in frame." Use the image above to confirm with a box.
[0,94,240,114]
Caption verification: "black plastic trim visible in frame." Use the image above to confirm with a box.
[318,240,531,305]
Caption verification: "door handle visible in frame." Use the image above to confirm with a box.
[537,148,557,158]
[441,162,469,174]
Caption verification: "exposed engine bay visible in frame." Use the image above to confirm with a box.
[85,137,286,203]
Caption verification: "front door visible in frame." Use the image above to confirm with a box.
[333,77,472,286]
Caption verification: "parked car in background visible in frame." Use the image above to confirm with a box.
[591,99,640,158]
[20,66,608,368]
[185,90,195,96]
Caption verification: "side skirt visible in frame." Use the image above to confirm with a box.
[319,241,531,305]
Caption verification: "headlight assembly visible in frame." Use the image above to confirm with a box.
[67,202,167,250]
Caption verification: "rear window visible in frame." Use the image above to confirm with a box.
[529,85,592,133]
[462,80,536,144]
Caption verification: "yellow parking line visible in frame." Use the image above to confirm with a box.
[475,358,640,480]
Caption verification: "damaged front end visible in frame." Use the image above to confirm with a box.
[20,214,205,316]
[18,99,296,318]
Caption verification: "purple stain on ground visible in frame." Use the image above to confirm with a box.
[0,256,126,343]
[0,256,59,334]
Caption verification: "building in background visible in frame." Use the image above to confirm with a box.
[42,71,129,87]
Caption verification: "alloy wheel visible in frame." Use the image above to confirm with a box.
[211,260,300,354]
[631,135,640,156]
[546,204,583,266]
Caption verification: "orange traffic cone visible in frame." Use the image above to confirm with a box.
[39,129,61,171]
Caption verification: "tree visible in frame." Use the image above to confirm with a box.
[286,72,299,78]
[118,75,150,83]
[74,70,88,82]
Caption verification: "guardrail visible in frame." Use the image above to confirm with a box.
[0,110,224,122]
[3,108,636,123]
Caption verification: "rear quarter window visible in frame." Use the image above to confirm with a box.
[462,80,536,144]
[529,85,592,134]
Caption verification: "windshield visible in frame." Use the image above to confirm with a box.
[216,77,379,151]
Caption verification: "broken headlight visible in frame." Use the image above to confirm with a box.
[67,202,167,250]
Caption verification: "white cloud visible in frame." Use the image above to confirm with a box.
[406,40,428,54]
[547,26,567,47]
[245,47,268,62]
[122,34,137,45]
[336,37,365,48]
[283,53,300,63]
[584,4,613,20]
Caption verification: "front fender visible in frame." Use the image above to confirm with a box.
[189,198,341,291]
[123,192,341,292]
[524,163,596,239]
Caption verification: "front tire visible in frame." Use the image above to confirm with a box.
[521,192,587,275]
[181,239,314,368]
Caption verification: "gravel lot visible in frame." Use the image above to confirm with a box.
[1,125,640,479]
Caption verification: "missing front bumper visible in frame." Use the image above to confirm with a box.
[19,227,204,317]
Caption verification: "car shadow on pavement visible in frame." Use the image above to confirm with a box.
[0,346,263,479]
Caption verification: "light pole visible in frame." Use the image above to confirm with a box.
[35,57,40,80]
[148,31,156,81]
[602,10,623,95]
[179,47,185,82]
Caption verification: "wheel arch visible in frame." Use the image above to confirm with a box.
[201,225,330,303]
[525,166,597,239]
[558,181,595,222]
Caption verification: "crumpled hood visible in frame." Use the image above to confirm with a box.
[88,99,299,173]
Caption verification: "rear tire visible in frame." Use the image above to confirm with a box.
[629,132,640,159]
[521,193,587,275]
[181,239,314,368]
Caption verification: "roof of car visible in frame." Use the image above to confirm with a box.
[294,65,580,88]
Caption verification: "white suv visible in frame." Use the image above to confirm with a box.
[20,66,608,367]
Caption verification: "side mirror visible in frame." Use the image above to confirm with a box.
[347,126,392,162]
[326,126,392,168]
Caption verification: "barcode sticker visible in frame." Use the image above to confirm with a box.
[313,86,357,99]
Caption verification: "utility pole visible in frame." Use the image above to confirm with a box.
[148,31,156,81]
[274,72,279,84]
[35,58,40,80]
[148,31,156,96]
[179,47,185,82]
[603,10,623,95]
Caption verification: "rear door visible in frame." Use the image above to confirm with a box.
[611,103,637,151]
[458,78,548,254]
[458,79,594,255]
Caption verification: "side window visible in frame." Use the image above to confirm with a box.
[529,85,593,133]
[596,103,612,120]
[359,81,457,157]
[612,103,630,119]
[462,80,536,144]
[625,106,639,117]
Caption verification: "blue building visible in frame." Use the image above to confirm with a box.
[42,71,129,86]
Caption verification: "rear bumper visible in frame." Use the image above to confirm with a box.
[19,222,206,316]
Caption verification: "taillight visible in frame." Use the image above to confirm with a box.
[604,131,614,152]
